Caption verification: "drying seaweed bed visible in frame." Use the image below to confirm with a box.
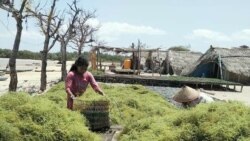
[0,83,250,141]
[0,93,100,141]
[162,76,239,85]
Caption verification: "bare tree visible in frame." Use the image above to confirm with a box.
[0,0,29,91]
[71,11,98,57]
[56,0,81,81]
[27,0,62,91]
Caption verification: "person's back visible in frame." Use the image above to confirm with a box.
[199,92,214,103]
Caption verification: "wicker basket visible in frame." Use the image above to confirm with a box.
[74,99,110,131]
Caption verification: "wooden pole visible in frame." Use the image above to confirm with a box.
[241,85,243,92]
[97,48,102,70]
[138,40,141,75]
[218,53,223,79]
[132,43,136,74]
[99,49,102,70]
[157,49,160,75]
[96,49,99,70]
[167,50,170,74]
[90,50,97,70]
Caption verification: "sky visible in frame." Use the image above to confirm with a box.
[1,0,250,53]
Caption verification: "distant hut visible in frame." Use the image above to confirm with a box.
[182,46,250,84]
[140,49,166,72]
[162,50,202,75]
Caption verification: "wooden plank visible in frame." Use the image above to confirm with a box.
[94,74,242,91]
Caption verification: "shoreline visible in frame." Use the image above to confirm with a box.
[0,59,74,95]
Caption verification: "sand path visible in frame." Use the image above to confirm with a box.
[206,86,250,106]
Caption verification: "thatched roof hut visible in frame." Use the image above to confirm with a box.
[182,46,250,84]
[162,50,202,75]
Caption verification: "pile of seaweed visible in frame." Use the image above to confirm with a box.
[1,83,250,141]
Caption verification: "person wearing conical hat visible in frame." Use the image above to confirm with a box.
[172,86,214,108]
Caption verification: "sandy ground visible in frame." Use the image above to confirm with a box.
[140,73,250,106]
[0,60,74,95]
[205,86,250,106]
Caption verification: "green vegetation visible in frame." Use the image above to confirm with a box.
[168,46,190,51]
[0,48,78,60]
[0,92,100,141]
[0,48,125,62]
[1,83,250,141]
[98,53,126,62]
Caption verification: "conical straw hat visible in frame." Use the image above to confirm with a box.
[173,86,200,103]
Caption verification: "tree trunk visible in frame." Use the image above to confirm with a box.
[60,41,67,81]
[40,51,48,91]
[40,37,49,91]
[78,47,82,57]
[9,18,23,92]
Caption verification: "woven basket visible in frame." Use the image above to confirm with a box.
[74,99,110,131]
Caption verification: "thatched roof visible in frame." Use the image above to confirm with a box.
[152,52,167,60]
[90,45,160,54]
[166,50,202,75]
[182,46,250,77]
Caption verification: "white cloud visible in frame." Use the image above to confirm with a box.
[186,29,250,42]
[96,21,166,42]
[1,20,166,44]
[186,29,230,41]
[0,30,43,40]
[86,18,101,28]
[22,30,43,39]
[99,22,166,36]
[231,29,250,41]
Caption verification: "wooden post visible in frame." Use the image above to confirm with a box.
[132,43,136,74]
[90,50,97,70]
[167,50,170,75]
[138,40,141,75]
[240,85,243,92]
[96,49,99,70]
[157,49,160,76]
[212,63,215,75]
[218,53,223,80]
[152,56,154,77]
[97,48,102,70]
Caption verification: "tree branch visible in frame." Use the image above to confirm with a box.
[48,34,59,51]
[47,0,57,36]
[69,45,78,50]
[0,4,15,13]
[58,0,81,44]
[50,19,62,38]
[19,0,27,14]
